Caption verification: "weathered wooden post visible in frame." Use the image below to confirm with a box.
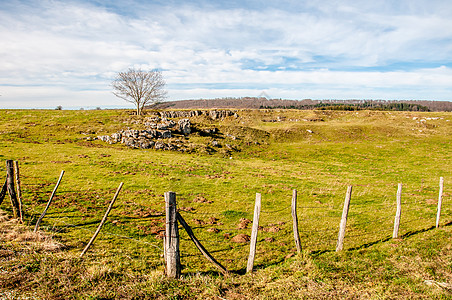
[436,177,444,228]
[393,183,402,238]
[14,161,24,223]
[80,182,123,258]
[291,189,302,253]
[247,193,261,273]
[34,170,65,232]
[165,191,181,279]
[6,160,20,218]
[336,186,352,252]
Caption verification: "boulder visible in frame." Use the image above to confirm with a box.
[178,118,191,135]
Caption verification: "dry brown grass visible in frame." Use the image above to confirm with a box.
[0,209,64,253]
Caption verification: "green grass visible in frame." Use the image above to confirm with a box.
[0,108,451,299]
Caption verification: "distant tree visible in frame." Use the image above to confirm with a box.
[112,68,167,115]
[55,105,62,110]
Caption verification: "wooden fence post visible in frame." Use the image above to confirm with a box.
[34,170,65,232]
[165,191,181,279]
[336,186,352,252]
[436,177,444,228]
[247,193,261,273]
[14,161,24,223]
[393,183,402,238]
[291,189,301,253]
[6,160,20,218]
[80,182,123,258]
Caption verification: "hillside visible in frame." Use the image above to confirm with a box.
[152,98,452,111]
[0,108,451,299]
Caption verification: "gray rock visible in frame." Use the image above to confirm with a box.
[178,119,191,135]
[161,130,171,139]
[155,142,166,150]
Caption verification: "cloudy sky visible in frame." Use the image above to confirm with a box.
[1,0,452,109]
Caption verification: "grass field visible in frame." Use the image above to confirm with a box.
[0,108,451,299]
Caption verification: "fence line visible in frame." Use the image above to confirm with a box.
[1,161,448,278]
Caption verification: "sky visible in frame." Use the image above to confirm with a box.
[1,0,452,109]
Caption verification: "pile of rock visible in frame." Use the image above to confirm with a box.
[158,110,238,120]
[97,118,191,150]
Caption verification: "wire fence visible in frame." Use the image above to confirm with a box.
[1,168,449,274]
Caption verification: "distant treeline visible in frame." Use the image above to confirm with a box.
[152,98,452,112]
[261,101,431,112]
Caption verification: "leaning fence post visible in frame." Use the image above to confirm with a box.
[0,179,7,206]
[291,189,301,253]
[6,160,20,218]
[165,191,181,279]
[14,161,24,223]
[336,186,352,252]
[80,182,123,258]
[247,193,261,273]
[393,183,402,238]
[34,170,65,232]
[176,212,228,275]
[436,177,444,228]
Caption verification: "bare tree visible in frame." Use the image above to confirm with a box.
[112,68,167,115]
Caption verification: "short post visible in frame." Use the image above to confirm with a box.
[336,186,352,252]
[165,191,181,279]
[393,183,402,238]
[291,189,301,253]
[436,177,444,228]
[247,193,261,273]
[14,161,24,223]
[6,160,20,218]
[80,182,123,258]
[34,170,65,232]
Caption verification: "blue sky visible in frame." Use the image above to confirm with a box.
[1,0,452,109]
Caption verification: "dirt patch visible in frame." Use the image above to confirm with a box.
[231,234,250,243]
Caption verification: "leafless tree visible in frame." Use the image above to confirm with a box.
[112,68,167,115]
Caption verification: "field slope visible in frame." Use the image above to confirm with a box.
[0,109,451,299]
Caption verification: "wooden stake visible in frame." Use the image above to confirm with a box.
[6,160,20,218]
[291,189,301,253]
[176,212,228,275]
[393,183,402,238]
[0,179,6,206]
[436,177,444,228]
[34,170,65,232]
[165,191,181,279]
[14,161,24,223]
[247,193,261,273]
[80,182,123,258]
[336,186,352,252]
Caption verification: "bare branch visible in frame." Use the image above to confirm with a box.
[112,68,167,115]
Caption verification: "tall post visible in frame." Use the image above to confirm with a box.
[165,191,181,279]
[436,177,444,228]
[6,160,20,218]
[336,186,352,252]
[393,183,402,238]
[14,161,24,223]
[247,193,261,273]
[291,189,301,253]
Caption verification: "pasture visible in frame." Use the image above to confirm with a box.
[0,108,451,299]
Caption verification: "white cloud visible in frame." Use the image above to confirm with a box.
[0,0,451,108]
